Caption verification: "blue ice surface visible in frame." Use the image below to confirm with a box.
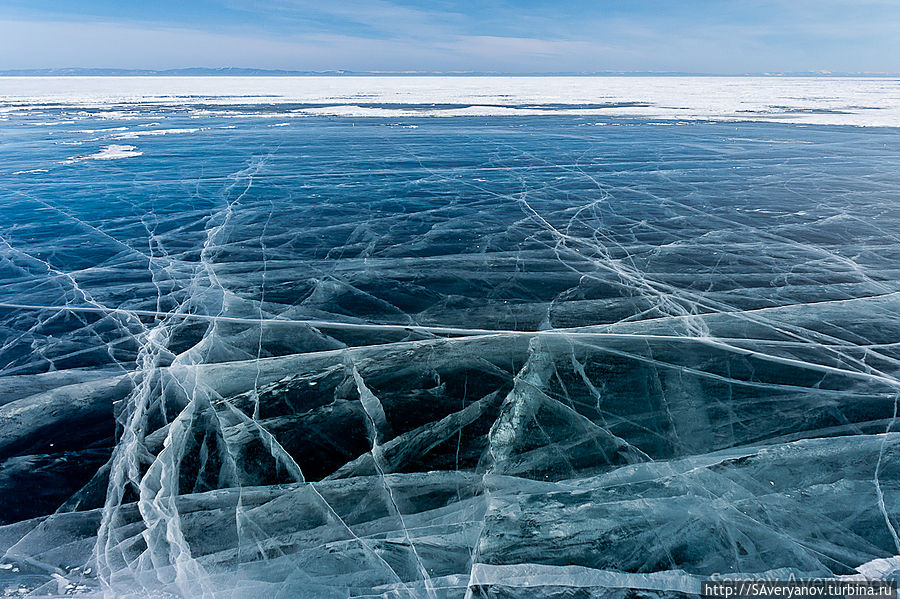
[1,108,900,598]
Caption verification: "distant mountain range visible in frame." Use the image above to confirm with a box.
[0,67,897,77]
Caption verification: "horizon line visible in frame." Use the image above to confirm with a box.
[2,67,900,78]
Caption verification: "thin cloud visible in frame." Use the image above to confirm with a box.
[226,0,466,39]
[0,0,897,73]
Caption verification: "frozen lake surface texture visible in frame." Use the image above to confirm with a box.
[1,76,900,598]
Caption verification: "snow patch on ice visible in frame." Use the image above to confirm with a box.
[846,556,900,579]
[60,144,143,164]
[111,128,199,139]
[73,127,128,133]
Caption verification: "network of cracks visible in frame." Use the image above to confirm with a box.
[1,114,899,597]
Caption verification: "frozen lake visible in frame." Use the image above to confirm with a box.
[1,75,900,125]
[1,77,899,598]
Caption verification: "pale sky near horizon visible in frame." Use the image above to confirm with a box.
[0,0,898,74]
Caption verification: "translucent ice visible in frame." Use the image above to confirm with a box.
[1,81,899,597]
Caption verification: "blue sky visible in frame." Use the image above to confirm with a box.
[0,0,897,73]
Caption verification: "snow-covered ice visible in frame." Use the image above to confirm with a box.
[59,144,143,164]
[0,76,898,126]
